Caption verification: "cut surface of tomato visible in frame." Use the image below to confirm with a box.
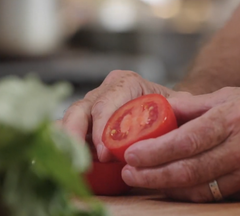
[102,94,177,162]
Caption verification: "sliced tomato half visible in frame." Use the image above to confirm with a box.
[102,94,177,162]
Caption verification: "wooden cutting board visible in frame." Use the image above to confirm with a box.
[97,188,240,216]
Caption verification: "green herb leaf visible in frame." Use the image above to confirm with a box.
[0,75,108,216]
[28,123,91,197]
[0,75,72,132]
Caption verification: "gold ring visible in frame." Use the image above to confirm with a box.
[209,180,223,202]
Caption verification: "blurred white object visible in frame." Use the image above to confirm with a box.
[208,0,240,30]
[151,0,181,19]
[98,0,137,32]
[0,0,62,56]
[140,0,175,6]
[0,0,93,56]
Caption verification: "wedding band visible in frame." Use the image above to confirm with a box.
[209,180,223,201]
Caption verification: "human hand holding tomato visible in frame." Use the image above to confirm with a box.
[57,70,240,201]
[102,94,178,162]
[86,93,178,195]
[59,69,191,197]
[60,70,190,162]
[121,87,240,202]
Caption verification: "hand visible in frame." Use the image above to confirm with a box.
[59,70,188,162]
[122,87,240,202]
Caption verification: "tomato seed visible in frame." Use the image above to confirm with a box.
[110,129,117,136]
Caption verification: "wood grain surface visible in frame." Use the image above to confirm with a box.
[97,188,240,216]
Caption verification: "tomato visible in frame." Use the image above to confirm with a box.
[102,94,177,162]
[86,159,131,196]
[85,142,131,196]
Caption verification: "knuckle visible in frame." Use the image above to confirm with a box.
[218,86,237,94]
[177,161,198,186]
[203,108,229,142]
[108,70,124,77]
[84,89,95,99]
[225,101,240,124]
[62,102,79,122]
[104,70,143,99]
[84,88,101,102]
[109,69,138,77]
[91,99,106,118]
[106,70,140,82]
[104,70,124,83]
[181,111,227,156]
[216,87,236,97]
[71,98,92,110]
[63,99,91,122]
[180,132,201,156]
[215,87,240,101]
[219,86,232,93]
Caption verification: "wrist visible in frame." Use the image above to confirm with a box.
[173,68,229,95]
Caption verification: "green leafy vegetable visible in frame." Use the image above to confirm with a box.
[0,76,108,216]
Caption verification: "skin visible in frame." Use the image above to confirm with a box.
[61,70,189,162]
[123,87,240,202]
[60,5,240,202]
[174,5,240,95]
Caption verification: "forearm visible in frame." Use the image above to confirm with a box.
[174,5,240,95]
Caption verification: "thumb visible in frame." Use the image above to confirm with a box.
[91,86,143,162]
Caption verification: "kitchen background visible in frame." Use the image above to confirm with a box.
[0,0,239,119]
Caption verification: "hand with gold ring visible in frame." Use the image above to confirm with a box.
[122,87,240,202]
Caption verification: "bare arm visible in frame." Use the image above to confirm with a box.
[174,5,240,95]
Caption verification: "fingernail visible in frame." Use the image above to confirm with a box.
[125,153,140,167]
[122,169,135,186]
[97,144,103,159]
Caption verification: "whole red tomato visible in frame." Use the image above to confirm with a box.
[102,94,177,162]
[85,142,131,196]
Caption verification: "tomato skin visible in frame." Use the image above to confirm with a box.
[86,160,131,196]
[85,148,131,196]
[102,94,177,162]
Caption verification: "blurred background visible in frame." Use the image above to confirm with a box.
[0,0,239,118]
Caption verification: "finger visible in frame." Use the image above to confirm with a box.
[91,70,144,162]
[168,87,240,125]
[62,98,93,141]
[168,93,211,125]
[122,131,240,188]
[163,170,240,203]
[125,102,230,167]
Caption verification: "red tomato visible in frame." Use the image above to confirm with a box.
[85,144,131,196]
[102,94,177,162]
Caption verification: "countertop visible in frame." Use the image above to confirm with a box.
[96,189,240,216]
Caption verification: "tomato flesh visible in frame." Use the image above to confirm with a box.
[102,94,177,162]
